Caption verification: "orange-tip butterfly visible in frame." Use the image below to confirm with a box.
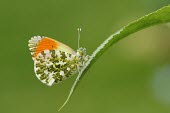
[28,29,89,86]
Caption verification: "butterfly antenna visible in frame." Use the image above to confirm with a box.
[77,28,81,49]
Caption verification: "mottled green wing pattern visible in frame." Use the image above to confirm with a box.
[34,49,79,86]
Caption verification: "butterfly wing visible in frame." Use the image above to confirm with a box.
[34,49,78,86]
[28,36,75,60]
[28,36,77,86]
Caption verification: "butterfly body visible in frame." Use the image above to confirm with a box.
[28,36,89,86]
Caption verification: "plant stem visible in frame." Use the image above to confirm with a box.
[58,5,170,111]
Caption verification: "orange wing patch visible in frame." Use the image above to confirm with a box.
[35,38,58,57]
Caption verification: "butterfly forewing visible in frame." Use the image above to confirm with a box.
[28,36,75,60]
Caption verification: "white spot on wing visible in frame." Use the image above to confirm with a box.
[60,71,64,76]
[55,50,62,58]
[44,50,51,58]
[57,61,66,66]
[67,67,70,71]
[48,78,55,86]
[44,70,48,74]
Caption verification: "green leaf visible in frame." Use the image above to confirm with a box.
[58,5,170,111]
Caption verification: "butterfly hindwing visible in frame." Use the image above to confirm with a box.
[34,49,78,86]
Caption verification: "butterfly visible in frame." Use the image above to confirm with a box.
[28,35,89,86]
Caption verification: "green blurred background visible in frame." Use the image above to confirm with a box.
[1,0,170,113]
